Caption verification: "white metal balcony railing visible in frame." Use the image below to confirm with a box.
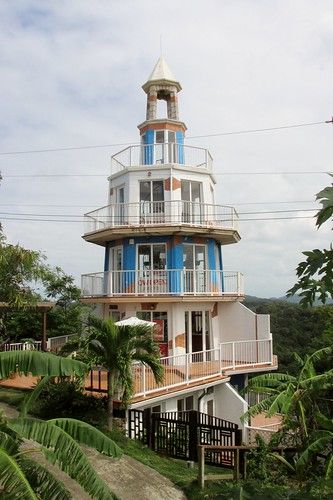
[84,201,238,235]
[111,143,213,173]
[3,341,42,351]
[81,270,244,298]
[133,339,273,397]
[3,334,77,353]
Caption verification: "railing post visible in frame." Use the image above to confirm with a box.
[232,342,236,369]
[142,364,146,396]
[198,445,205,489]
[144,407,152,448]
[219,343,222,372]
[269,338,273,365]
[186,353,189,383]
[188,410,199,461]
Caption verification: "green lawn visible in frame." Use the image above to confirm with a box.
[0,386,28,407]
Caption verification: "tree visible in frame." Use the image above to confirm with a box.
[0,232,87,342]
[43,267,89,338]
[244,347,333,477]
[288,177,333,305]
[61,317,164,430]
[244,299,333,374]
[0,233,49,308]
[0,350,122,498]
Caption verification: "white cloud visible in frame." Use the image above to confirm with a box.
[1,0,332,297]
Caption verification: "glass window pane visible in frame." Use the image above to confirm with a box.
[185,396,194,411]
[153,244,166,269]
[152,311,167,341]
[195,246,206,269]
[140,181,151,202]
[156,131,164,143]
[191,182,201,203]
[138,245,151,270]
[183,245,193,269]
[137,311,151,321]
[168,131,175,143]
[152,181,164,202]
[181,180,190,201]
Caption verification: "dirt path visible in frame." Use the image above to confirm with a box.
[0,402,186,500]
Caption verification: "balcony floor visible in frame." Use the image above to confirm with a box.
[81,294,244,304]
[83,224,240,246]
[0,359,276,403]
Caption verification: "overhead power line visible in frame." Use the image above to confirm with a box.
[0,199,317,208]
[2,170,331,178]
[0,208,317,218]
[0,215,315,223]
[0,119,330,157]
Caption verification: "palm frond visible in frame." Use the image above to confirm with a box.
[267,386,293,417]
[296,431,333,473]
[245,372,295,390]
[8,417,117,500]
[49,418,122,457]
[300,369,333,390]
[269,452,295,472]
[316,412,333,431]
[0,351,88,380]
[134,352,164,383]
[325,454,333,480]
[241,394,277,421]
[0,447,38,499]
[20,375,52,417]
[18,457,71,500]
[0,429,19,455]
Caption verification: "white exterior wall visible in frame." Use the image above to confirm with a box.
[109,164,215,205]
[139,390,199,413]
[214,382,248,429]
[107,301,270,354]
[218,302,271,343]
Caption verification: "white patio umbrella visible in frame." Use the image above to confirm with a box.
[115,316,156,328]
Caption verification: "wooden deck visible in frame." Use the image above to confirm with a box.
[0,356,276,404]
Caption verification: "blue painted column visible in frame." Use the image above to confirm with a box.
[176,131,184,164]
[143,130,154,165]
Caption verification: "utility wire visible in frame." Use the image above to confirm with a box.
[0,215,315,223]
[0,200,317,208]
[0,208,317,218]
[2,170,330,178]
[0,120,330,157]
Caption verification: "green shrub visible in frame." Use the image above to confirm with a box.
[31,377,108,426]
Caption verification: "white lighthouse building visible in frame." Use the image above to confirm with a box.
[81,58,276,427]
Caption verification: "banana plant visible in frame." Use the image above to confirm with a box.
[0,350,122,499]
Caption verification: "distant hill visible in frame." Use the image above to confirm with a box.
[245,295,332,305]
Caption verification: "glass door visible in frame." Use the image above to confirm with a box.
[115,186,125,225]
[110,246,122,294]
[181,181,202,224]
[140,180,164,223]
[185,310,211,355]
[183,244,206,293]
[137,244,167,294]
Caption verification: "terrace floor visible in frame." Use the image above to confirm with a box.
[0,358,277,404]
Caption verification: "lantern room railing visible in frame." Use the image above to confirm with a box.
[84,201,238,235]
[111,143,213,173]
[81,269,244,298]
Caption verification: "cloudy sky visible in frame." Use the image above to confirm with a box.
[0,0,332,298]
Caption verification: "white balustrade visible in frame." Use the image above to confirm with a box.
[81,269,244,298]
[133,339,273,397]
[110,143,213,174]
[84,200,238,234]
[4,341,42,351]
